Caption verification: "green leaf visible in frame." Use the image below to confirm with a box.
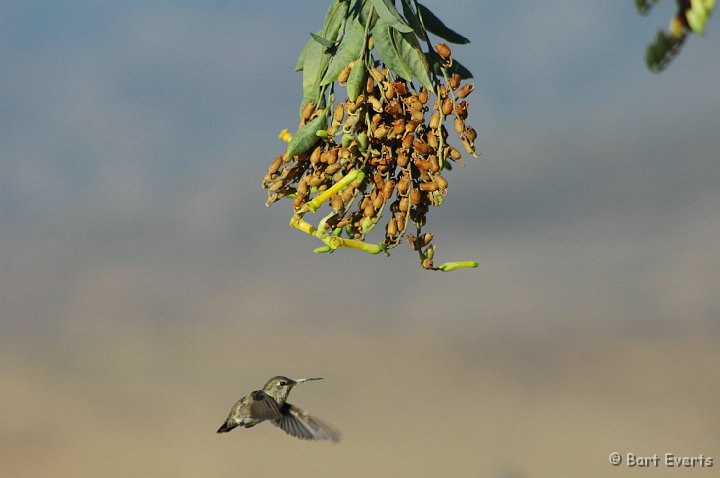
[400,0,427,41]
[635,0,660,15]
[346,57,367,101]
[301,38,325,104]
[427,51,473,79]
[300,1,348,112]
[417,2,469,44]
[322,1,349,43]
[356,0,377,30]
[321,18,366,85]
[397,29,433,90]
[295,37,314,71]
[286,108,329,158]
[445,59,473,79]
[373,21,413,81]
[310,32,337,49]
[370,0,414,33]
[373,20,433,90]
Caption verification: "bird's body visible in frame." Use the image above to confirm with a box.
[217,376,341,442]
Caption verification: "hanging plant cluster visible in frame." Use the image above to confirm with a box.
[261,0,478,271]
[637,0,715,72]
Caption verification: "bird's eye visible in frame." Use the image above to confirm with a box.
[279,381,287,386]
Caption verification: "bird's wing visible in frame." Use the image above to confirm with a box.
[272,403,342,442]
[248,390,283,420]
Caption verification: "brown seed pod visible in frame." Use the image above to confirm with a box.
[368,96,383,113]
[397,174,410,195]
[429,112,441,130]
[338,64,352,85]
[408,97,424,113]
[448,146,462,160]
[330,194,343,213]
[297,179,309,196]
[345,98,359,115]
[360,195,371,209]
[441,98,453,116]
[307,175,324,187]
[421,232,434,247]
[427,131,439,150]
[373,124,388,139]
[457,83,475,98]
[454,101,468,119]
[399,197,409,212]
[384,81,396,99]
[365,75,375,94]
[435,43,452,62]
[373,173,384,189]
[413,139,431,156]
[449,73,461,90]
[397,150,410,168]
[405,119,421,133]
[454,117,465,135]
[387,217,397,236]
[385,99,403,117]
[363,202,375,218]
[438,85,448,100]
[460,136,477,156]
[293,193,306,209]
[341,185,355,202]
[325,162,342,175]
[382,179,395,199]
[373,193,384,210]
[434,174,448,189]
[310,147,322,165]
[338,146,351,160]
[333,104,345,126]
[465,125,477,141]
[428,154,440,173]
[410,109,424,124]
[414,157,430,171]
[268,179,286,192]
[406,235,418,250]
[419,181,438,192]
[343,114,359,131]
[421,258,434,269]
[268,155,283,175]
[417,88,429,105]
[370,66,385,82]
[319,150,329,164]
[393,81,408,96]
[301,101,316,121]
[410,188,422,204]
[392,118,406,135]
[401,134,414,150]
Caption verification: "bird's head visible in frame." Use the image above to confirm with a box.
[263,376,322,402]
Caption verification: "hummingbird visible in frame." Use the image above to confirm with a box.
[216,376,341,442]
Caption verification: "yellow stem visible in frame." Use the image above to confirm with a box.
[303,169,364,213]
[290,217,317,236]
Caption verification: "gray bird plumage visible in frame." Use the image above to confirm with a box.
[216,376,341,442]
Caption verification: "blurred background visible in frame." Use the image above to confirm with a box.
[2,1,719,476]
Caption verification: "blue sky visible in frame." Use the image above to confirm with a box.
[2,1,719,336]
[2,3,720,477]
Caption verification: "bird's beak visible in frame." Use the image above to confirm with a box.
[295,377,323,383]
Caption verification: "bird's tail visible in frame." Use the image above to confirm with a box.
[217,421,234,433]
